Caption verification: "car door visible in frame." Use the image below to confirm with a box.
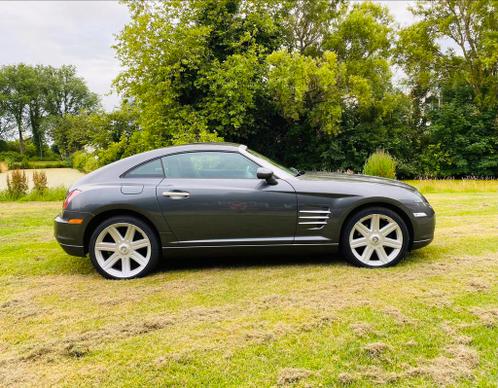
[156,151,297,246]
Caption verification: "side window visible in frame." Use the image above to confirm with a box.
[125,158,164,178]
[162,152,259,179]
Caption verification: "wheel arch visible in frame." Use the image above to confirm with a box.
[339,201,414,247]
[83,208,161,254]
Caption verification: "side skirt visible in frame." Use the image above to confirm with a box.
[162,243,339,259]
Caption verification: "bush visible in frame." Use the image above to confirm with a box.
[9,158,30,170]
[32,170,48,193]
[363,150,397,179]
[6,169,28,198]
[0,151,23,166]
[83,156,99,173]
[71,150,87,171]
[71,151,99,173]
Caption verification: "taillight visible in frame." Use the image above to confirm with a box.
[63,189,81,210]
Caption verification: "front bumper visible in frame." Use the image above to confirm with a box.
[410,208,436,250]
[54,211,92,257]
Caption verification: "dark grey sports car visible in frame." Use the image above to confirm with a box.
[55,143,435,279]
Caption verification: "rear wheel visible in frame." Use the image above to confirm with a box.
[341,207,409,268]
[89,216,160,279]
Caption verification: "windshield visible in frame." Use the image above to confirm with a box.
[247,149,298,176]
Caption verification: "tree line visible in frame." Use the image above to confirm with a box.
[1,0,497,177]
[0,65,98,158]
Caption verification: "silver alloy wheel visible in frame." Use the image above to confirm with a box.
[94,223,151,278]
[348,214,403,267]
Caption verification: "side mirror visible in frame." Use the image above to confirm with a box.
[257,167,277,184]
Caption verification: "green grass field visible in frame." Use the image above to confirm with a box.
[0,183,497,386]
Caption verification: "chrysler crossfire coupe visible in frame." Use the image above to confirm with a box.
[55,143,435,279]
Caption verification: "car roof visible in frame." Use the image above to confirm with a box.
[135,142,246,160]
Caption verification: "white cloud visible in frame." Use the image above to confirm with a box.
[0,0,129,111]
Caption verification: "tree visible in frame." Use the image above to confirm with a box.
[43,112,94,158]
[281,0,343,56]
[397,0,498,176]
[0,64,99,157]
[0,64,32,154]
[114,0,284,147]
[45,65,99,116]
[114,0,496,177]
[115,1,404,167]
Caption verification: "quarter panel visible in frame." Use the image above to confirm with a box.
[68,179,173,247]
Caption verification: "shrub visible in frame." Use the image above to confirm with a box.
[71,150,99,173]
[363,150,397,179]
[32,170,48,193]
[71,150,86,171]
[83,156,99,173]
[6,169,28,198]
[9,158,30,170]
[0,151,23,168]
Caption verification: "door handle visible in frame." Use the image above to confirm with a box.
[162,191,190,199]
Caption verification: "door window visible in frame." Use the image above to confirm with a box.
[162,152,259,179]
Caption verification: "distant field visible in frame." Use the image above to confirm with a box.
[0,168,84,190]
[405,179,498,193]
[0,187,496,386]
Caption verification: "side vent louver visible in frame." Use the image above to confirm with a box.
[298,208,331,230]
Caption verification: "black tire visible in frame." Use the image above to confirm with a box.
[89,216,160,279]
[340,207,410,268]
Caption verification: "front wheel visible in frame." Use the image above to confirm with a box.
[341,207,409,268]
[89,216,160,279]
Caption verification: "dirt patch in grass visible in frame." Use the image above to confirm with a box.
[350,322,374,337]
[277,367,314,386]
[382,307,415,325]
[407,344,479,386]
[466,279,490,292]
[363,342,391,357]
[470,307,498,328]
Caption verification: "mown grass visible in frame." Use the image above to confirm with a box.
[0,190,497,386]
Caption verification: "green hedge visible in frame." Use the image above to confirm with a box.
[0,152,70,170]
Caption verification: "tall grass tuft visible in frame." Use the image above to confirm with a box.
[32,170,48,193]
[363,150,397,179]
[6,169,28,198]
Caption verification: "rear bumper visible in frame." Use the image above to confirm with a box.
[54,212,91,257]
[411,238,433,250]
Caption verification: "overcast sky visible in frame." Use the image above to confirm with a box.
[0,1,416,111]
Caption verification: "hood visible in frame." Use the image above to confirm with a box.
[298,172,417,192]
